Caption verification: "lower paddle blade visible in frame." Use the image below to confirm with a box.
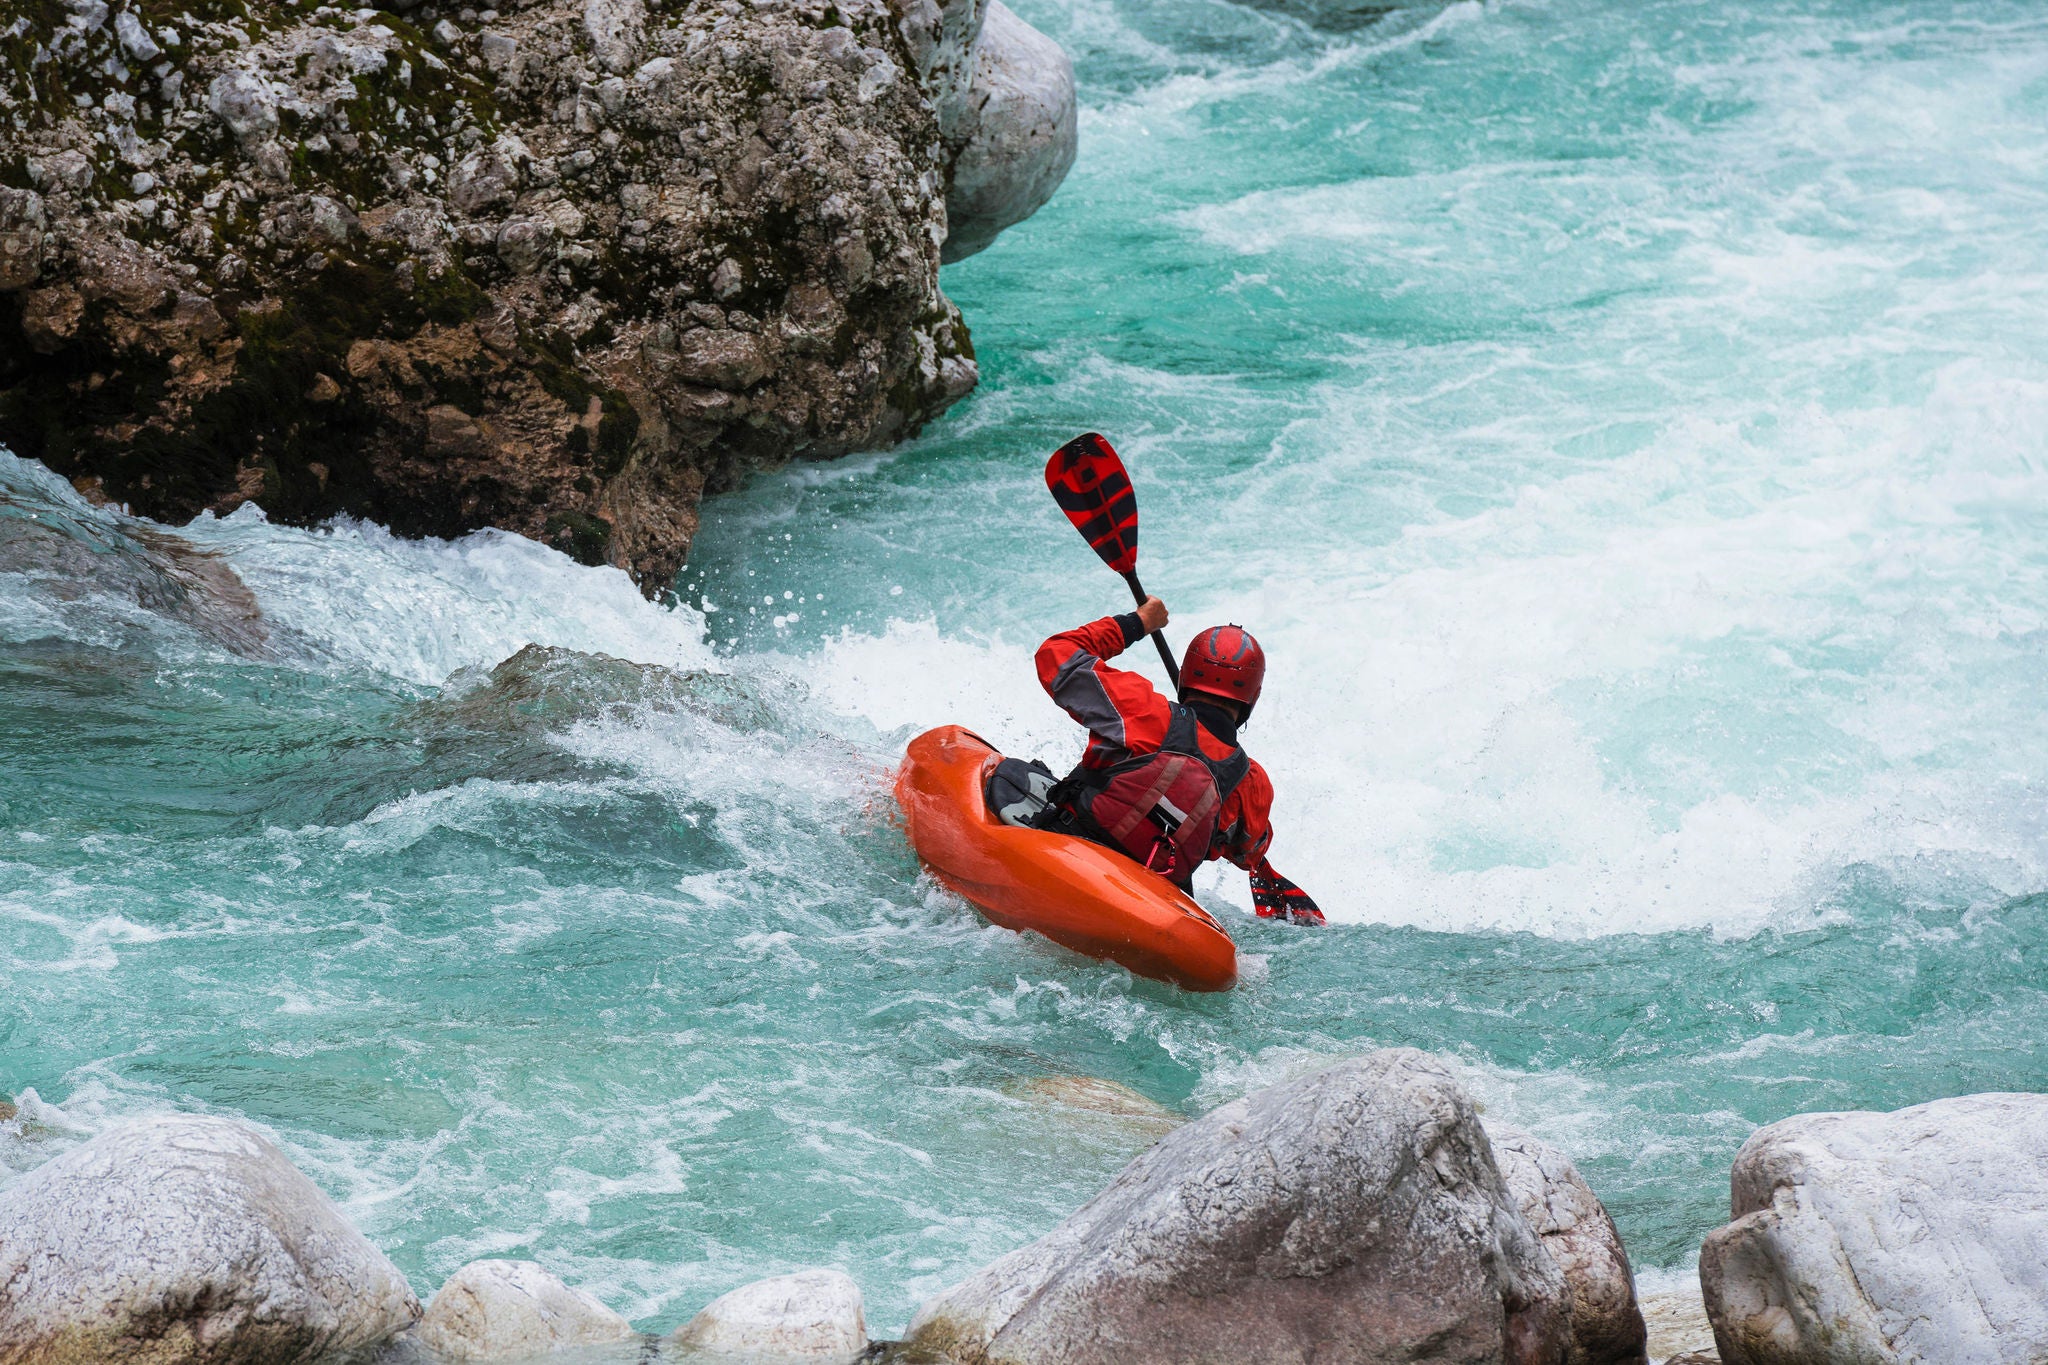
[1045,433,1139,574]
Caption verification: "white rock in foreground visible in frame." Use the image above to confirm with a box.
[1700,1092,2048,1364]
[669,1268,868,1361]
[0,1113,420,1365]
[904,1048,1572,1365]
[1491,1125,1648,1365]
[414,1259,636,1359]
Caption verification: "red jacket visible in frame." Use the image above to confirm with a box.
[1035,613,1276,876]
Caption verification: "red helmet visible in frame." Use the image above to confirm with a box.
[1181,625,1265,716]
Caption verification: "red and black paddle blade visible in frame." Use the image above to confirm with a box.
[1045,433,1139,575]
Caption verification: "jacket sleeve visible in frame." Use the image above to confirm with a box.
[1035,613,1174,757]
[1213,759,1275,870]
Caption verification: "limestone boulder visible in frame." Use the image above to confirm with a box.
[414,1259,636,1359]
[1700,1092,2048,1364]
[670,1268,868,1361]
[1491,1125,1648,1365]
[0,0,1050,594]
[896,0,987,129]
[0,1113,420,1365]
[937,0,1078,261]
[903,1048,1573,1365]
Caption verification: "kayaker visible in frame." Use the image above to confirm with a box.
[998,597,1325,926]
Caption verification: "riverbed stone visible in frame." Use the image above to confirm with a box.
[414,1259,635,1359]
[903,1048,1572,1365]
[0,1112,420,1365]
[1005,1075,1183,1137]
[670,1268,868,1361]
[1639,1278,1716,1362]
[1491,1125,1648,1365]
[1699,1092,2048,1364]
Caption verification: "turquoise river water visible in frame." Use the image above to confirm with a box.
[6,0,2048,1338]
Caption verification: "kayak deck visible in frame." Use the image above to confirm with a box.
[894,725,1238,992]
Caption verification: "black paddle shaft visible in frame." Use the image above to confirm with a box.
[1123,570,1181,689]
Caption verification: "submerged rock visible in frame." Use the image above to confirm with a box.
[1490,1125,1648,1365]
[669,1268,868,1361]
[413,1259,636,1359]
[0,0,1073,593]
[0,1113,420,1364]
[1003,1075,1183,1137]
[1700,1092,2048,1364]
[902,1048,1573,1365]
[0,452,268,656]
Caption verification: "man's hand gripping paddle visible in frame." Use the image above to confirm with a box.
[1044,433,1326,927]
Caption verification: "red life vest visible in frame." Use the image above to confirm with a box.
[1063,706,1251,889]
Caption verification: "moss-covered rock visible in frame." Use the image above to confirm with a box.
[0,0,1066,593]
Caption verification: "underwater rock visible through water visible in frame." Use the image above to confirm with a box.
[412,1258,636,1360]
[1700,1092,2048,1365]
[0,1113,421,1364]
[1003,1075,1183,1138]
[669,1268,869,1361]
[0,457,269,657]
[901,1048,1575,1365]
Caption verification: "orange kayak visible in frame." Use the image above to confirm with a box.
[894,725,1238,991]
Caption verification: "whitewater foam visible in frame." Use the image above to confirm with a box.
[179,507,714,686]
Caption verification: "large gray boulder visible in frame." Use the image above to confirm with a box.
[902,1049,1574,1365]
[0,1113,420,1365]
[1700,1092,2048,1364]
[893,0,1077,262]
[895,0,989,122]
[670,1268,868,1361]
[0,0,1072,594]
[933,0,1078,262]
[413,1258,636,1359]
[1491,1126,1648,1365]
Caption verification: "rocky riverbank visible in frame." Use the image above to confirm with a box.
[7,1057,2043,1364]
[0,0,1074,592]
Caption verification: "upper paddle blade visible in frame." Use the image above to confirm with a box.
[1045,433,1139,574]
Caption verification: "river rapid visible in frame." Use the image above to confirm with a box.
[6,0,2048,1336]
